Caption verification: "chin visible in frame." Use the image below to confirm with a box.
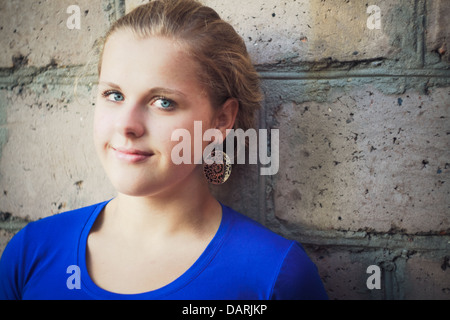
[109,173,179,198]
[106,173,153,196]
[113,183,159,198]
[106,164,199,198]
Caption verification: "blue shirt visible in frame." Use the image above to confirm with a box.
[0,200,327,300]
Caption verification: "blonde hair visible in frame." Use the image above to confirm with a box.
[99,0,262,133]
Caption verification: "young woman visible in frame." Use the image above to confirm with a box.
[0,0,327,300]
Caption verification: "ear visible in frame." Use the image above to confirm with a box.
[214,98,239,143]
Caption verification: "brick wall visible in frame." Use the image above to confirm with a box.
[0,0,449,299]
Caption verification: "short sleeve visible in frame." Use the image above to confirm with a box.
[0,228,26,300]
[270,242,328,300]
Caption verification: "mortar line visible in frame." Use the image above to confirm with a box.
[1,67,450,87]
[292,232,450,252]
[258,69,450,80]
[416,0,426,68]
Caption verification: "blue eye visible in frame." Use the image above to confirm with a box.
[110,92,124,102]
[154,98,174,110]
[103,91,124,102]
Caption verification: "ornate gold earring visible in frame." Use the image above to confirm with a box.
[203,150,232,185]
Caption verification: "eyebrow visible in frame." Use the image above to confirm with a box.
[98,81,187,98]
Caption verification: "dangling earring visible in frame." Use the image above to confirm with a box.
[203,150,232,185]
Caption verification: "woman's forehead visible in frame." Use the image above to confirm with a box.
[102,32,197,77]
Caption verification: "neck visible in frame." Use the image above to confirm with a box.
[102,168,222,239]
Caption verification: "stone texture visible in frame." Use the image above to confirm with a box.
[403,253,450,299]
[205,0,413,66]
[306,246,450,300]
[0,0,112,68]
[269,86,449,234]
[125,0,422,66]
[307,248,379,300]
[0,83,115,220]
[425,0,450,65]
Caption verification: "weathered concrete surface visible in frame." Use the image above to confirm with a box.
[0,82,115,220]
[0,0,449,300]
[0,0,114,68]
[127,0,414,66]
[268,86,449,234]
[306,244,450,300]
[425,0,450,66]
[403,253,450,299]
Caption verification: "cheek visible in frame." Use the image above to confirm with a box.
[153,121,186,158]
[93,106,112,148]
[153,119,193,163]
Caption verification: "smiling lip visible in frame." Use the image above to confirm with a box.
[112,146,154,163]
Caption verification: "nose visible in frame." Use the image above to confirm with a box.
[115,101,146,138]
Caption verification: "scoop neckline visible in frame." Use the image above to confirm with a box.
[77,199,231,299]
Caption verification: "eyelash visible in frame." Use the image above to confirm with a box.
[102,90,124,102]
[101,90,175,110]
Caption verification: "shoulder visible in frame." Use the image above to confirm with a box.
[224,205,292,251]
[21,201,108,239]
[2,200,108,260]
[220,205,297,273]
[221,204,328,300]
[0,200,108,299]
[271,242,328,300]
